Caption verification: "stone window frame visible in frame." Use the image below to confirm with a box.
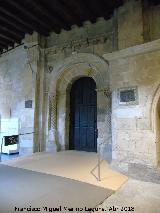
[118,86,138,106]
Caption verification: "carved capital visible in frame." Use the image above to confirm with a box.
[96,87,111,97]
[104,88,111,97]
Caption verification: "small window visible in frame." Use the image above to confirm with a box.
[118,87,138,105]
[25,100,32,108]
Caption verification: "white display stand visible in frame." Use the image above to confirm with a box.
[2,143,19,154]
[0,119,19,154]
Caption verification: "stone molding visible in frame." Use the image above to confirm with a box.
[150,84,160,133]
[49,53,110,94]
[103,39,160,61]
[45,32,113,55]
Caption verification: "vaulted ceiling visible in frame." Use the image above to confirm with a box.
[0,0,159,53]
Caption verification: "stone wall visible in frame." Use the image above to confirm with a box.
[143,2,160,42]
[118,0,143,49]
[0,0,160,168]
[0,46,34,155]
[46,0,160,52]
[46,52,111,158]
[43,0,160,167]
[103,39,160,168]
[47,17,115,54]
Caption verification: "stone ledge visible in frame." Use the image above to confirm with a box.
[103,39,160,61]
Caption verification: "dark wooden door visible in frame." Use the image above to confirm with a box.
[70,77,97,152]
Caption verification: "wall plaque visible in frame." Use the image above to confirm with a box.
[25,100,32,108]
[118,86,138,105]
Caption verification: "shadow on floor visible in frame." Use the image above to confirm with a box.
[0,153,20,162]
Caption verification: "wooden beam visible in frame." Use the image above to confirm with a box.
[85,0,100,18]
[0,15,28,33]
[61,0,93,21]
[54,0,81,25]
[26,0,69,30]
[0,40,7,46]
[0,34,15,42]
[0,43,6,49]
[0,25,23,39]
[0,7,33,32]
[0,39,10,46]
[7,0,52,31]
[40,0,81,27]
[0,5,48,35]
[59,0,84,23]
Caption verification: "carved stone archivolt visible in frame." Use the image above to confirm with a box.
[47,53,111,153]
[53,53,110,92]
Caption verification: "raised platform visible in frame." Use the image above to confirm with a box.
[2,150,128,190]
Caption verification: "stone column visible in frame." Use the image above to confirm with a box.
[33,51,46,153]
[25,32,47,153]
[48,94,60,151]
[96,87,112,162]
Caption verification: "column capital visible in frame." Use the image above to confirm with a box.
[48,92,56,98]
[96,87,111,97]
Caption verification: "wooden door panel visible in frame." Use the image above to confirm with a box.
[80,106,88,127]
[73,127,80,150]
[87,106,96,127]
[74,107,80,127]
[87,128,95,151]
[80,127,87,149]
[70,77,97,152]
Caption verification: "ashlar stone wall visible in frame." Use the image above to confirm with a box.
[0,0,160,168]
[0,45,35,155]
[103,39,160,168]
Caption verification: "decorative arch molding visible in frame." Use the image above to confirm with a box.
[150,83,160,165]
[47,52,112,159]
[48,53,110,95]
[150,84,160,133]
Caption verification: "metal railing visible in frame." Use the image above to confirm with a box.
[90,135,112,181]
[90,141,104,181]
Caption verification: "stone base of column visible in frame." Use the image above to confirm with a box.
[47,129,61,152]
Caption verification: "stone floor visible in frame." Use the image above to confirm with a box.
[128,163,160,184]
[1,151,160,213]
[2,151,128,190]
[98,179,160,213]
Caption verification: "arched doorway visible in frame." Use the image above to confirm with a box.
[156,98,160,166]
[151,85,160,166]
[69,77,97,152]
